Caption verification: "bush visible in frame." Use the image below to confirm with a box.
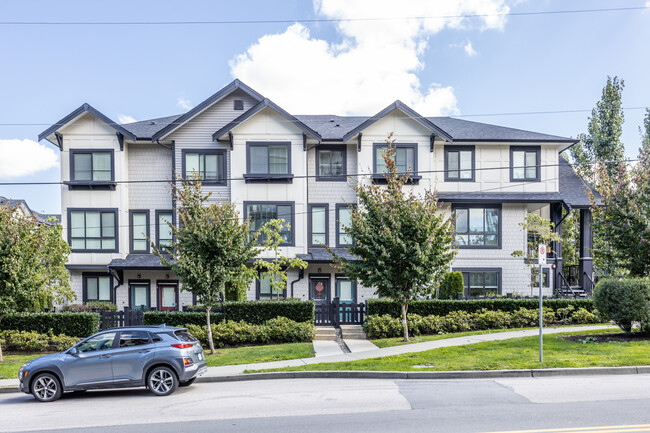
[0,312,100,337]
[473,309,511,330]
[438,272,464,300]
[0,330,79,352]
[363,315,402,339]
[571,308,598,324]
[593,278,650,333]
[86,301,118,312]
[145,311,222,327]
[441,310,473,333]
[61,304,94,312]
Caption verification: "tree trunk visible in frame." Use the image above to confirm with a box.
[401,301,409,342]
[0,341,3,363]
[205,307,215,355]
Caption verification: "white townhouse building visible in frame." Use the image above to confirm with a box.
[38,80,596,316]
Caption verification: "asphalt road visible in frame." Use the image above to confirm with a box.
[3,375,650,433]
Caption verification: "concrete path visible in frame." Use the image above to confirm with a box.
[344,339,379,353]
[312,340,344,357]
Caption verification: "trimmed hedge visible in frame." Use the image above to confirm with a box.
[0,312,100,338]
[367,298,596,318]
[593,278,650,333]
[144,300,315,326]
[0,330,79,352]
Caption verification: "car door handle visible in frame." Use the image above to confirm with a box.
[100,354,112,359]
[139,349,152,354]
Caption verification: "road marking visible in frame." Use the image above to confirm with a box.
[482,424,650,433]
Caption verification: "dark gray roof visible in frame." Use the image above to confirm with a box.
[428,117,576,143]
[1,196,59,225]
[295,115,370,141]
[121,114,182,139]
[108,254,172,270]
[297,248,358,263]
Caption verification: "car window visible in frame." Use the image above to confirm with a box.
[150,333,163,342]
[174,330,197,342]
[119,331,151,347]
[77,332,117,353]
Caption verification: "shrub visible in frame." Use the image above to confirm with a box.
[571,308,598,324]
[0,330,78,352]
[473,309,511,330]
[593,278,650,333]
[555,305,575,324]
[0,312,100,337]
[61,304,94,313]
[440,310,473,333]
[438,272,464,300]
[145,311,222,327]
[86,301,118,312]
[363,315,402,339]
[510,308,538,328]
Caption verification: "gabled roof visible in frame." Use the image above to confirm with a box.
[151,79,264,141]
[212,98,322,142]
[294,115,368,141]
[341,100,454,143]
[121,114,182,140]
[38,103,137,147]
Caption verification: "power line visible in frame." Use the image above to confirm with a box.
[0,6,648,26]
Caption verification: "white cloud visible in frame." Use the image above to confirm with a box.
[0,139,59,179]
[118,114,137,124]
[230,0,510,115]
[464,41,477,56]
[177,98,193,110]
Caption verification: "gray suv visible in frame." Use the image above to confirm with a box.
[18,325,207,402]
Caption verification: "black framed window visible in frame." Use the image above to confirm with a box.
[316,147,346,181]
[531,268,551,289]
[130,210,149,253]
[257,272,286,300]
[244,202,294,246]
[247,142,291,175]
[129,281,151,309]
[336,204,352,247]
[83,273,113,303]
[510,146,541,182]
[453,205,501,248]
[183,150,226,184]
[70,150,113,182]
[69,209,117,252]
[156,211,173,248]
[455,269,501,297]
[374,143,417,175]
[445,145,475,182]
[309,204,328,247]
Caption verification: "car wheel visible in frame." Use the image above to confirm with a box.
[147,366,178,396]
[179,377,196,387]
[31,373,63,402]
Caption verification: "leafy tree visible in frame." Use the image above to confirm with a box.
[329,135,457,342]
[153,179,261,354]
[0,205,73,361]
[560,209,579,267]
[438,271,464,300]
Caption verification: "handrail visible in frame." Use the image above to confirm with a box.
[558,272,576,298]
[584,272,596,294]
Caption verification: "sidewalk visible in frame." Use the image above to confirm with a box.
[0,324,619,393]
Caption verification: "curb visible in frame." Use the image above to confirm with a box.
[2,366,649,394]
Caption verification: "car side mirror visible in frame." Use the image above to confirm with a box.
[68,347,78,355]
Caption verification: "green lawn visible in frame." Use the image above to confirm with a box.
[0,353,48,380]
[252,329,650,372]
[203,342,314,367]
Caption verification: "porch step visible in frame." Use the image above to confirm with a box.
[314,326,338,341]
[340,325,367,340]
[561,286,587,298]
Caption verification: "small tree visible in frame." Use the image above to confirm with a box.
[438,271,464,300]
[153,179,261,354]
[329,134,457,341]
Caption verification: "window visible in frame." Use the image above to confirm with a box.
[336,277,356,303]
[257,272,285,300]
[456,269,501,297]
[130,210,149,253]
[445,146,475,182]
[183,150,226,184]
[531,268,551,288]
[316,147,346,181]
[119,331,151,347]
[69,209,117,252]
[454,205,501,248]
[156,211,173,248]
[77,332,116,353]
[70,150,113,182]
[336,204,352,247]
[246,142,291,177]
[83,274,112,303]
[245,202,294,245]
[129,281,150,309]
[309,204,328,247]
[374,143,417,175]
[510,146,540,181]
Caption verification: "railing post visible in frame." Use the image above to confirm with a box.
[333,297,340,327]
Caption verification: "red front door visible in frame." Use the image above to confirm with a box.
[158,284,178,311]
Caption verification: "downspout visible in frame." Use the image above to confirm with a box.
[290,268,305,299]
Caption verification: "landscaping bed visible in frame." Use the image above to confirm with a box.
[562,332,650,343]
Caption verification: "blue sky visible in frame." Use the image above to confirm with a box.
[1,0,649,214]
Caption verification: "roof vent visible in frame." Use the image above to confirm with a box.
[330,119,335,122]
[335,124,340,127]
[150,121,156,125]
[234,99,244,111]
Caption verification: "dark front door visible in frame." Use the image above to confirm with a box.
[158,284,178,311]
[310,277,330,305]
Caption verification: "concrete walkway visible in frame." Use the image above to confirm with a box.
[0,325,617,392]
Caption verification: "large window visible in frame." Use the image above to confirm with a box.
[445,146,475,182]
[83,273,113,303]
[316,147,346,181]
[130,210,149,253]
[69,209,117,252]
[374,143,417,175]
[454,205,500,248]
[70,150,113,182]
[156,211,173,248]
[336,277,356,303]
[336,204,352,247]
[455,269,501,297]
[183,150,226,184]
[257,272,285,300]
[309,204,328,247]
[246,142,291,176]
[510,146,540,182]
[245,202,294,246]
[129,281,150,310]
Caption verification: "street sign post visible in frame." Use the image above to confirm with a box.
[538,244,546,363]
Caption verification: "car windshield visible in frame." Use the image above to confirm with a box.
[76,332,116,353]
[174,330,197,342]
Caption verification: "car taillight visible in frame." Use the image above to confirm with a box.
[183,358,193,366]
[171,343,193,349]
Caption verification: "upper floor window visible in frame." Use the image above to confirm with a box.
[316,146,346,181]
[374,143,417,175]
[69,209,117,252]
[130,210,149,253]
[309,204,328,247]
[246,142,291,181]
[510,146,541,182]
[453,205,501,248]
[336,204,352,247]
[71,150,113,182]
[83,273,113,303]
[245,202,294,246]
[445,145,475,182]
[183,150,226,184]
[156,211,173,249]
